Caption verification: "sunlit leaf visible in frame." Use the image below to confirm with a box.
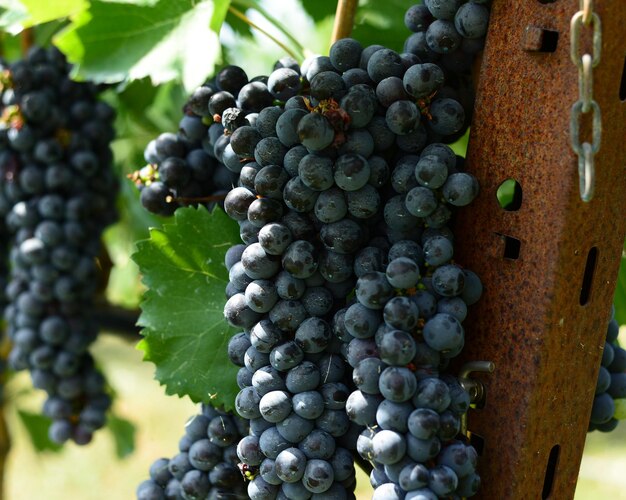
[55,0,230,91]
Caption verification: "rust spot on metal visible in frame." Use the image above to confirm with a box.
[453,0,626,498]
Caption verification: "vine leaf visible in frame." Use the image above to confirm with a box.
[16,410,61,453]
[352,0,408,52]
[20,0,87,27]
[18,407,135,457]
[132,206,241,410]
[108,414,136,459]
[54,0,230,91]
[300,0,336,22]
[225,10,253,39]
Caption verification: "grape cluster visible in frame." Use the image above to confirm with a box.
[0,46,118,444]
[403,0,490,142]
[589,309,626,432]
[337,248,482,498]
[331,143,482,499]
[137,405,249,500]
[218,25,487,500]
[134,64,283,216]
[130,0,492,495]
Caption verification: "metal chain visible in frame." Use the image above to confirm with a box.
[570,0,602,202]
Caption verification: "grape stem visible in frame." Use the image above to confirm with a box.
[331,0,358,43]
[20,28,34,57]
[227,6,300,61]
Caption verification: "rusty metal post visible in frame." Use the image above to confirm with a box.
[453,1,626,498]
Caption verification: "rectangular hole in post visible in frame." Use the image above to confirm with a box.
[619,57,626,101]
[540,29,559,52]
[542,444,560,499]
[579,246,598,305]
[495,233,522,260]
[468,432,485,456]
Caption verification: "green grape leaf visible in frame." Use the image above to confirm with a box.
[16,410,62,453]
[132,206,241,410]
[210,0,230,32]
[115,78,160,117]
[0,0,87,33]
[352,0,409,52]
[21,0,88,25]
[300,0,336,22]
[107,414,136,459]
[225,9,253,39]
[54,0,230,91]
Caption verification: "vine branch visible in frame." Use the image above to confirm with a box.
[94,302,142,340]
[331,0,359,44]
[227,6,300,61]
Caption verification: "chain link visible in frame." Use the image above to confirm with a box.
[570,0,602,202]
[582,0,593,25]
[580,54,593,112]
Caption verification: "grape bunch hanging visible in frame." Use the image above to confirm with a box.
[137,405,250,499]
[0,46,118,445]
[589,310,626,432]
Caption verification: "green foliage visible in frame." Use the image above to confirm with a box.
[352,0,409,52]
[16,410,62,453]
[0,0,29,33]
[54,0,229,91]
[108,414,136,459]
[16,409,135,458]
[210,0,231,32]
[225,8,253,39]
[0,0,84,32]
[20,0,86,26]
[496,179,516,208]
[231,0,305,60]
[132,207,241,410]
[300,0,336,22]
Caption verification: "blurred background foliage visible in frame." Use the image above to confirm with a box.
[0,0,623,498]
